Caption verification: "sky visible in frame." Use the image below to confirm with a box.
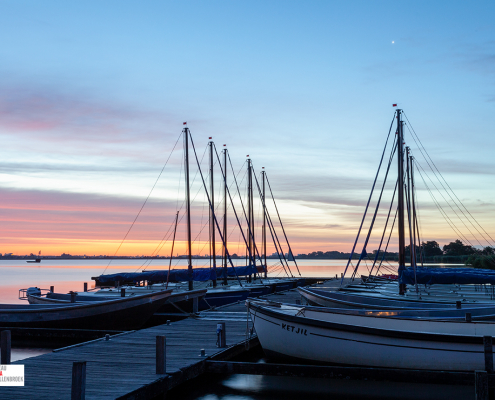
[0,0,494,256]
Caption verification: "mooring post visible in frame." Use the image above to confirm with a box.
[83,282,88,292]
[484,336,493,373]
[71,361,86,400]
[193,296,199,314]
[456,300,462,309]
[70,291,76,303]
[466,312,472,322]
[475,370,489,400]
[121,288,125,297]
[50,285,54,293]
[1,330,11,365]
[217,322,226,348]
[156,336,166,374]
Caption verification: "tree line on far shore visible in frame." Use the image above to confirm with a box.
[297,239,495,267]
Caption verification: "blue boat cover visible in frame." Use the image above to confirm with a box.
[97,265,258,284]
[400,267,495,285]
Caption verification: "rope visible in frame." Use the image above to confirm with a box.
[340,113,396,286]
[404,113,494,247]
[102,132,183,275]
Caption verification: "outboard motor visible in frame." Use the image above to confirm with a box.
[26,287,42,297]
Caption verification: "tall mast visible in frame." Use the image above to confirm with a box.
[397,109,406,295]
[184,126,193,291]
[406,147,418,293]
[209,139,217,287]
[262,168,267,278]
[247,158,253,282]
[410,155,418,267]
[223,146,228,285]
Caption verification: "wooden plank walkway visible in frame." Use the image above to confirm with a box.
[1,282,328,400]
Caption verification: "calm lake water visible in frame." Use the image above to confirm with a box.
[0,259,371,304]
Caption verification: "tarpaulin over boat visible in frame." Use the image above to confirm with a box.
[400,267,495,285]
[96,265,259,284]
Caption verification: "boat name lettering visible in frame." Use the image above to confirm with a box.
[281,323,307,336]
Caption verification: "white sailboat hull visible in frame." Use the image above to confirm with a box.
[247,300,493,371]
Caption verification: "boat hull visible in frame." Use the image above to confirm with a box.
[7,290,172,330]
[247,301,493,371]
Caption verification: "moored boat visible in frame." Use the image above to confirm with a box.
[4,289,172,330]
[247,299,495,371]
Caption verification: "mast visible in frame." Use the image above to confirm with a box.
[184,126,193,291]
[409,152,417,269]
[397,110,406,295]
[209,139,217,287]
[262,168,267,278]
[166,211,179,289]
[223,146,228,285]
[406,147,418,293]
[247,158,253,282]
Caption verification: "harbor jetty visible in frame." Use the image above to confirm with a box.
[1,279,494,400]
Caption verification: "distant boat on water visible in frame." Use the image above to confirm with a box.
[26,250,42,263]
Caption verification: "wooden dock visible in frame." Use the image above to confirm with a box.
[0,282,311,400]
[8,278,491,400]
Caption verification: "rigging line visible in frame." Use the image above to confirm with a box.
[341,112,396,286]
[102,131,183,275]
[264,172,301,276]
[403,115,494,246]
[253,169,293,277]
[213,145,263,265]
[190,133,244,285]
[414,159,477,246]
[407,133,485,249]
[412,162,425,266]
[264,201,292,277]
[415,163,473,245]
[369,178,398,277]
[136,218,177,271]
[375,206,398,277]
[351,135,398,280]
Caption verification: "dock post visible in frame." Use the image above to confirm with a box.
[217,322,226,348]
[475,370,488,400]
[466,312,472,322]
[71,361,86,400]
[193,296,199,314]
[1,330,11,364]
[156,336,166,374]
[484,336,493,373]
[50,285,54,293]
[84,282,88,292]
[70,291,76,303]
[456,301,462,309]
[121,288,125,297]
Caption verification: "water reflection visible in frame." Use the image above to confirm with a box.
[175,374,473,400]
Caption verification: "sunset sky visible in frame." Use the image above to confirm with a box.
[0,1,494,256]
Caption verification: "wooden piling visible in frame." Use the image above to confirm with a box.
[484,336,493,373]
[121,288,125,297]
[71,361,86,400]
[83,283,88,292]
[50,286,54,293]
[217,322,226,348]
[193,296,198,314]
[466,312,472,322]
[456,300,462,309]
[1,330,11,364]
[156,336,166,374]
[70,291,76,303]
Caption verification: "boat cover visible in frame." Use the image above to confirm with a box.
[97,265,258,284]
[400,267,495,285]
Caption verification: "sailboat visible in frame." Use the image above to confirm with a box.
[247,108,495,370]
